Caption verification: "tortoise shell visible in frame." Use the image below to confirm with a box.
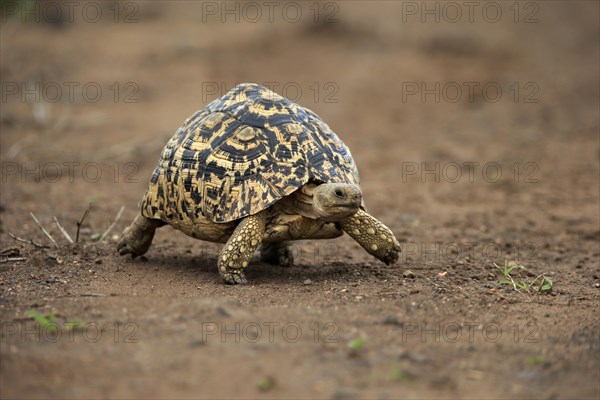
[141,83,360,224]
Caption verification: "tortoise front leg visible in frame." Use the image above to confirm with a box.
[218,211,267,284]
[340,209,401,265]
[117,213,164,258]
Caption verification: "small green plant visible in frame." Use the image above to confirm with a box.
[27,310,85,332]
[27,310,58,332]
[64,319,86,331]
[538,276,553,293]
[347,337,365,350]
[390,358,414,382]
[527,355,546,365]
[89,195,104,204]
[91,232,102,241]
[258,376,274,391]
[494,259,553,293]
[488,170,501,183]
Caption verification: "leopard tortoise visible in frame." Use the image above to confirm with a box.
[117,83,400,284]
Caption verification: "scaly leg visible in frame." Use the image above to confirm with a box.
[117,213,164,258]
[340,209,401,265]
[218,211,266,284]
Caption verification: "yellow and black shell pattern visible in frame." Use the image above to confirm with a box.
[141,83,360,224]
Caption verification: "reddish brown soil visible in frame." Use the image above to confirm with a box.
[1,2,599,399]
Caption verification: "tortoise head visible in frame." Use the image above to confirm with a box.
[313,183,362,221]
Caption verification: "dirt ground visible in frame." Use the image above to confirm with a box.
[1,1,599,399]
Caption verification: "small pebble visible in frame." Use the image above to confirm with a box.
[382,315,404,326]
[303,279,312,285]
[595,283,600,288]
[403,270,416,279]
[189,339,206,347]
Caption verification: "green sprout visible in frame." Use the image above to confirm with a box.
[27,310,86,332]
[390,358,414,382]
[527,355,546,365]
[64,319,86,331]
[91,232,102,241]
[494,259,553,294]
[258,377,274,391]
[347,337,365,350]
[88,195,103,204]
[27,310,58,333]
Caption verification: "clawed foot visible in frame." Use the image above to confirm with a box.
[117,226,154,258]
[379,238,401,265]
[341,209,401,266]
[221,269,248,285]
[116,214,159,258]
[364,229,401,266]
[260,243,294,267]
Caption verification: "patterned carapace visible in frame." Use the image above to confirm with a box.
[141,83,360,224]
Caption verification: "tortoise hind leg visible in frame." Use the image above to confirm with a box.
[218,211,267,284]
[260,242,294,267]
[117,213,164,258]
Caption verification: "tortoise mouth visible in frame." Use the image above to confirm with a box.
[330,204,359,211]
[329,205,360,219]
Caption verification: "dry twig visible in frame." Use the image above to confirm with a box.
[29,212,57,247]
[76,204,91,243]
[8,232,48,249]
[53,216,74,244]
[99,205,125,241]
[0,257,26,263]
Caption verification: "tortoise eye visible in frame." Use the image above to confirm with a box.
[334,188,344,198]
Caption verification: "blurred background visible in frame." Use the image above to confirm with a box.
[1,1,598,224]
[1,1,599,399]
